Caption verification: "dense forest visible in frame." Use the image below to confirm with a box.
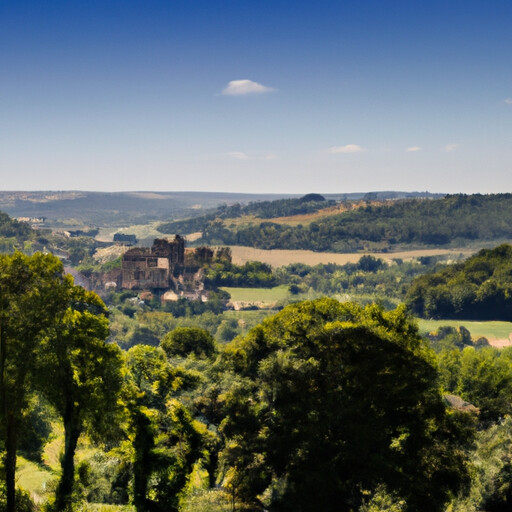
[4,251,512,512]
[6,206,512,511]
[0,212,35,252]
[406,244,512,321]
[159,194,512,252]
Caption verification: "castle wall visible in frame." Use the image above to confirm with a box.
[121,236,185,290]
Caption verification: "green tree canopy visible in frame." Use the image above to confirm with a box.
[36,285,124,512]
[161,327,216,359]
[406,244,512,320]
[0,252,71,512]
[124,345,204,512]
[219,298,470,512]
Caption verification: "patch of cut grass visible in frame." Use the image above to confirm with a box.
[182,489,233,512]
[43,422,64,471]
[417,319,512,341]
[224,309,275,321]
[16,456,56,504]
[78,505,135,512]
[221,285,291,303]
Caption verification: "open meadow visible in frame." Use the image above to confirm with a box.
[418,319,512,347]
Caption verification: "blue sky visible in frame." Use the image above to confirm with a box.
[1,0,511,193]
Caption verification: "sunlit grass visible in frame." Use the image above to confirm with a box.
[16,456,56,504]
[220,285,291,303]
[417,318,512,341]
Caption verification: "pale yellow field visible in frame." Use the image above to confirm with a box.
[96,225,202,243]
[228,246,475,268]
[96,222,164,242]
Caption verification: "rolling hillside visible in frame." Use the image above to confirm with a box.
[159,194,512,253]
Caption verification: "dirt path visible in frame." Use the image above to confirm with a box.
[488,336,512,348]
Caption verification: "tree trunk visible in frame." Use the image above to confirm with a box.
[5,415,18,512]
[133,410,154,512]
[206,448,219,489]
[55,417,81,512]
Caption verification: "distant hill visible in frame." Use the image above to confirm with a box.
[0,190,442,231]
[0,191,299,228]
[158,193,512,252]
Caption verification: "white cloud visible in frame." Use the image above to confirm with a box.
[222,79,275,96]
[505,98,512,105]
[406,146,422,152]
[444,143,459,152]
[264,153,277,160]
[226,151,249,160]
[329,144,364,154]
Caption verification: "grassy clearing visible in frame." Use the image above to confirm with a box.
[78,505,135,512]
[221,285,291,304]
[96,222,165,243]
[417,319,512,342]
[224,309,275,322]
[182,489,233,512]
[16,456,56,504]
[43,422,64,471]
[228,246,474,268]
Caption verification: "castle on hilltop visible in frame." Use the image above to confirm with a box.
[121,236,185,290]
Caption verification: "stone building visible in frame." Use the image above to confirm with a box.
[121,236,185,290]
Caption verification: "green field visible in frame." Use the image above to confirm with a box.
[224,309,274,322]
[417,318,512,341]
[16,456,55,504]
[220,285,293,303]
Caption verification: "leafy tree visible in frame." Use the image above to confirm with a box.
[450,416,512,512]
[0,252,70,512]
[17,396,53,463]
[438,346,512,425]
[36,285,124,512]
[124,345,204,512]
[219,298,470,512]
[407,245,512,321]
[161,327,216,359]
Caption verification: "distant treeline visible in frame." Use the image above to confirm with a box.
[407,244,512,321]
[0,211,32,239]
[161,194,512,252]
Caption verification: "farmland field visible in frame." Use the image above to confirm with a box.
[96,222,164,243]
[220,285,290,302]
[417,319,512,347]
[228,245,474,267]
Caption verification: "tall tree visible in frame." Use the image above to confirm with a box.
[36,285,124,512]
[220,298,471,512]
[125,345,203,512]
[0,252,70,512]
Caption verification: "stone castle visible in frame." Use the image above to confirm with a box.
[121,236,185,290]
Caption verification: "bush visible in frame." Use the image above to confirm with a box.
[161,327,216,358]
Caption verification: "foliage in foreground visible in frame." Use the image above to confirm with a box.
[219,299,471,512]
[5,252,508,512]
